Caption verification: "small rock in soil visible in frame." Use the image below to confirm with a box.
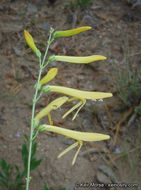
[98,164,117,183]
[96,171,111,184]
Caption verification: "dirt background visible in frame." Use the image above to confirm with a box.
[0,0,141,189]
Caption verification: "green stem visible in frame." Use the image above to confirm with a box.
[42,29,54,68]
[25,28,54,190]
[26,57,43,190]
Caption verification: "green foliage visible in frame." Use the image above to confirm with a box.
[122,120,141,182]
[135,102,141,115]
[22,134,42,174]
[65,0,93,10]
[112,41,141,115]
[0,134,42,190]
[0,159,25,190]
[77,0,93,8]
[117,68,141,108]
[43,184,66,190]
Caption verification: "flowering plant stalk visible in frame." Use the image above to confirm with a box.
[24,26,112,190]
[24,28,54,190]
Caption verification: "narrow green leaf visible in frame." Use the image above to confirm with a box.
[31,142,37,158]
[22,144,28,170]
[24,134,29,142]
[30,159,42,171]
[0,171,5,179]
[43,184,49,190]
[0,159,7,174]
[14,169,24,184]
[0,179,8,187]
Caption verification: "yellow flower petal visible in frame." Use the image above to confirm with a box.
[42,85,112,120]
[62,100,83,120]
[40,68,58,85]
[48,85,113,100]
[24,30,41,57]
[39,124,110,165]
[34,96,68,121]
[53,26,92,38]
[40,125,110,141]
[49,55,107,64]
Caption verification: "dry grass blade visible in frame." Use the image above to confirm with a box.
[112,145,141,162]
[113,107,133,146]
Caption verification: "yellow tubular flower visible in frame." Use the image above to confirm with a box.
[53,26,92,38]
[34,96,68,125]
[48,55,107,64]
[24,30,41,57]
[48,85,112,99]
[43,85,113,120]
[40,68,58,85]
[39,124,110,165]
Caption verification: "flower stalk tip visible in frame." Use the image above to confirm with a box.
[53,26,92,38]
[24,30,41,57]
